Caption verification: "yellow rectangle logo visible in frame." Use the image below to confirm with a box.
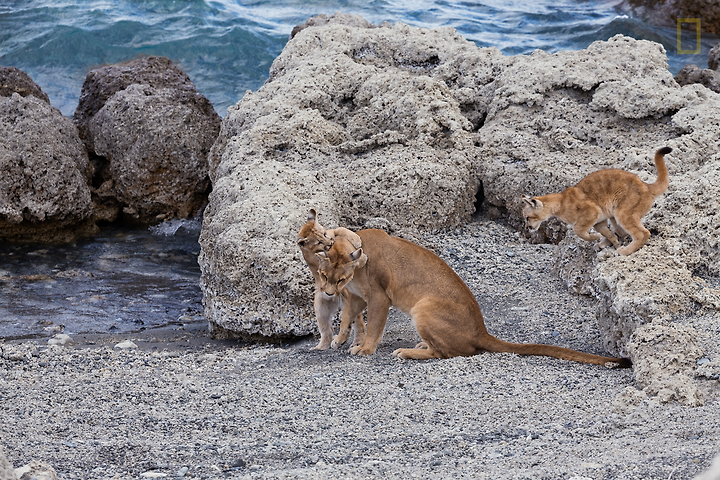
[677,18,701,54]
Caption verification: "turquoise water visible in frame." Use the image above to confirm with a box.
[1,0,718,117]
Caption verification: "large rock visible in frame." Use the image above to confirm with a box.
[674,42,720,93]
[0,89,95,243]
[0,66,50,104]
[618,0,720,34]
[201,15,484,338]
[75,57,221,223]
[1,446,17,480]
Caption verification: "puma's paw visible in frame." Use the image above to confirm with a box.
[330,335,346,349]
[310,340,330,351]
[414,341,429,349]
[594,239,612,251]
[615,246,631,256]
[393,348,410,358]
[350,345,374,356]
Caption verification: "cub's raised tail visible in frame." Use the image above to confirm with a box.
[648,146,672,197]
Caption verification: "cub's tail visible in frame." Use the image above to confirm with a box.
[648,146,672,197]
[482,336,632,368]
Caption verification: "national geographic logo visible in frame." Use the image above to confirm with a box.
[677,18,701,54]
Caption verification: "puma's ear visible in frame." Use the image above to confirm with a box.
[308,209,317,222]
[521,195,542,209]
[297,237,308,247]
[350,248,367,268]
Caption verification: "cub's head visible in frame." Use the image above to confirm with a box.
[315,236,367,297]
[297,208,334,254]
[521,195,549,231]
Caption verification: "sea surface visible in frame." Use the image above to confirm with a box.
[0,1,718,338]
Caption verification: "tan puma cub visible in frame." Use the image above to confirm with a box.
[297,209,366,350]
[522,147,672,256]
[316,229,630,366]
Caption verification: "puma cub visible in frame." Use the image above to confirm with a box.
[297,209,366,350]
[316,229,630,366]
[522,147,672,256]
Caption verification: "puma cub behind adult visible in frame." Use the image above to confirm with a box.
[522,147,672,255]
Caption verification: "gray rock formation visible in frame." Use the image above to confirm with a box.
[675,42,720,93]
[202,14,720,404]
[201,15,484,338]
[618,0,720,34]
[675,64,720,93]
[0,91,95,243]
[75,57,221,223]
[0,66,50,104]
[1,446,17,480]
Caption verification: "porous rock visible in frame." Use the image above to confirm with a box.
[618,0,720,34]
[88,84,219,223]
[1,446,17,480]
[675,63,720,93]
[75,56,220,223]
[14,461,58,480]
[0,92,96,243]
[709,43,720,71]
[626,323,704,406]
[201,14,485,338]
[0,66,50,104]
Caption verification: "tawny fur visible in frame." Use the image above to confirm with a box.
[316,229,630,366]
[522,147,672,256]
[297,209,366,350]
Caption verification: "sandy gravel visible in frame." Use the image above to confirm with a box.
[1,216,719,480]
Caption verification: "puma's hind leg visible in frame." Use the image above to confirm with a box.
[613,213,651,256]
[593,220,620,251]
[609,217,629,240]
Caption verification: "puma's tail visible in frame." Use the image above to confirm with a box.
[648,146,672,197]
[483,336,632,368]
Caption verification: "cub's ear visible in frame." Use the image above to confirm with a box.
[315,251,328,261]
[350,248,367,268]
[297,237,309,247]
[521,195,542,209]
[307,209,317,221]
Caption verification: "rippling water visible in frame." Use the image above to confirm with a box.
[1,1,718,338]
[2,1,717,117]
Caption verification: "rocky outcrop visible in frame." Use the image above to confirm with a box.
[0,66,50,104]
[201,15,486,338]
[201,14,720,404]
[1,446,17,480]
[74,57,221,223]
[0,83,96,243]
[618,0,720,34]
[675,43,720,94]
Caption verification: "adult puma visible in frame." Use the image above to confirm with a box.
[316,229,630,366]
[521,147,672,256]
[297,209,366,350]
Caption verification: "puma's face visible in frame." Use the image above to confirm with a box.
[316,238,366,297]
[297,223,333,254]
[297,209,333,254]
[521,195,548,231]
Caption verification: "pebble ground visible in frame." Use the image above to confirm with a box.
[1,217,718,479]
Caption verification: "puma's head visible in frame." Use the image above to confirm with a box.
[315,236,367,297]
[297,208,334,254]
[521,194,549,231]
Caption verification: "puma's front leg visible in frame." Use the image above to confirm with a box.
[333,294,366,349]
[350,294,390,356]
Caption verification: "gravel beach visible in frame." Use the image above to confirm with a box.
[2,216,719,480]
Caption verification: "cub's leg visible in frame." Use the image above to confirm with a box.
[593,220,620,251]
[614,214,650,256]
[333,294,367,349]
[350,294,391,356]
[609,217,629,240]
[310,289,342,351]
